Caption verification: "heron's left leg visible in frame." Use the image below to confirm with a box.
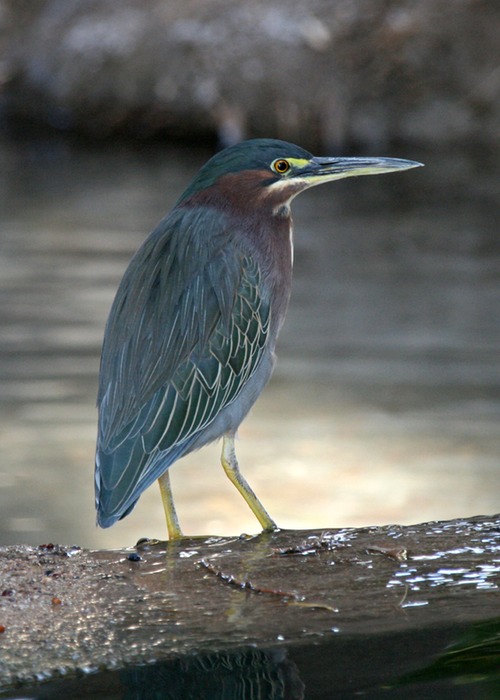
[221,433,277,531]
[158,469,183,540]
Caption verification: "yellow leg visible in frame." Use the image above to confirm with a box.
[158,470,183,540]
[221,434,277,532]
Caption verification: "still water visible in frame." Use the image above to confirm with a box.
[0,135,498,549]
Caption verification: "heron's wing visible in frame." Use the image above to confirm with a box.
[95,207,270,524]
[98,208,238,439]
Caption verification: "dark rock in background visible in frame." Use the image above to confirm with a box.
[0,0,499,149]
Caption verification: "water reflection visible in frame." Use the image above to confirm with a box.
[1,619,498,699]
[0,135,498,548]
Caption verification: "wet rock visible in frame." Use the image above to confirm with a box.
[0,514,498,691]
[0,1,499,149]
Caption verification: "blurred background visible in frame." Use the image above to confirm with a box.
[0,0,498,549]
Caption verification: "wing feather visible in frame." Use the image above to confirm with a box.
[95,206,271,525]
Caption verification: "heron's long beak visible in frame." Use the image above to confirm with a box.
[299,156,423,187]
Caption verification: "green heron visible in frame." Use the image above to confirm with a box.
[95,138,422,538]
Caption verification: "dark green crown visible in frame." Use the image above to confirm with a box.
[178,139,313,203]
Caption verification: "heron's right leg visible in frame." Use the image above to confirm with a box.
[221,433,277,532]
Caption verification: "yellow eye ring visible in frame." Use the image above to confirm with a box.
[272,159,291,174]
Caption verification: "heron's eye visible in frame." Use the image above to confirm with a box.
[272,159,291,174]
